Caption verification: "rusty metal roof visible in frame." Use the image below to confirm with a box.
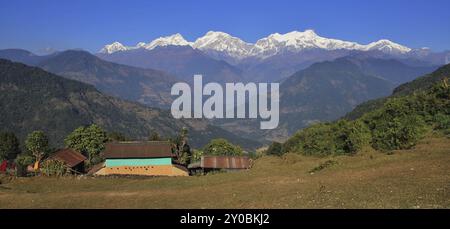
[50,148,87,168]
[87,162,105,175]
[199,156,250,169]
[103,141,173,159]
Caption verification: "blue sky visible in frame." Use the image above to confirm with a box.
[1,0,449,53]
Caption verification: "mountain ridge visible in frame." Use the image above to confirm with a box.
[0,58,261,149]
[99,30,412,59]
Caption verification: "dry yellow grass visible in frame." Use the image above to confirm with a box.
[0,137,449,209]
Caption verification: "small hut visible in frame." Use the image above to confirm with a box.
[49,148,87,173]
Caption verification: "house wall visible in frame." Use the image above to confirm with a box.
[100,157,188,176]
[105,158,172,167]
[99,164,188,176]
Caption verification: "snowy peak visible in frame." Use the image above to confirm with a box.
[193,31,253,59]
[251,30,365,57]
[364,39,411,54]
[99,42,129,54]
[143,33,192,50]
[100,34,192,54]
[99,30,413,58]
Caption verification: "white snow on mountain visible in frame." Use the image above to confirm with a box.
[99,30,412,58]
[99,34,192,54]
[99,42,130,54]
[141,33,193,50]
[249,30,365,57]
[192,31,253,60]
[363,39,411,54]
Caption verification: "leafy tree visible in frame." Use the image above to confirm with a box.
[203,138,243,156]
[64,124,107,165]
[191,149,204,162]
[14,153,34,177]
[0,132,21,161]
[14,153,34,166]
[25,131,49,165]
[171,127,191,165]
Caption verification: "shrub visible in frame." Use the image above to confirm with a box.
[191,149,204,161]
[282,120,371,156]
[40,159,67,176]
[333,120,371,154]
[14,154,34,177]
[371,114,427,150]
[291,123,336,156]
[266,142,283,156]
[203,138,243,156]
[434,113,450,129]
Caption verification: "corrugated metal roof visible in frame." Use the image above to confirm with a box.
[50,148,86,168]
[87,162,105,175]
[200,156,250,169]
[103,141,174,159]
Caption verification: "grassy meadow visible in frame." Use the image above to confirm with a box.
[0,136,449,209]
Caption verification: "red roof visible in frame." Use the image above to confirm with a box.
[50,148,86,168]
[103,141,173,159]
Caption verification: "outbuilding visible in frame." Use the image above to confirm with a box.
[49,148,87,173]
[188,155,251,174]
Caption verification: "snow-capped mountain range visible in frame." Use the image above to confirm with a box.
[100,29,412,59]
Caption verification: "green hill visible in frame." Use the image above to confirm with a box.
[345,63,450,120]
[267,57,394,140]
[267,66,449,156]
[0,59,260,149]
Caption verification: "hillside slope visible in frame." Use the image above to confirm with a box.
[0,49,178,108]
[268,68,449,157]
[37,50,177,108]
[0,59,260,149]
[346,63,450,120]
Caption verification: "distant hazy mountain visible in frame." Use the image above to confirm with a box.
[334,54,438,85]
[98,30,447,82]
[345,63,450,120]
[0,49,177,108]
[0,49,51,66]
[216,56,437,141]
[238,49,354,82]
[0,59,260,149]
[97,45,243,83]
[37,50,177,108]
[266,57,395,140]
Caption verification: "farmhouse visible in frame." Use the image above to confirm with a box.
[95,141,188,176]
[49,148,87,173]
[188,155,251,174]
